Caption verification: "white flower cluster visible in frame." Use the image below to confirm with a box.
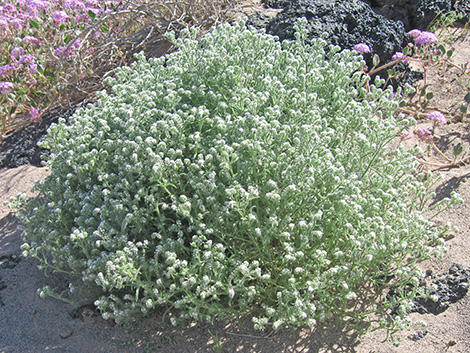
[20,19,461,332]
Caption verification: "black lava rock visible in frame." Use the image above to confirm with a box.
[368,0,470,31]
[415,0,454,30]
[0,254,21,270]
[0,109,63,168]
[265,0,410,70]
[412,264,470,315]
[262,1,470,32]
[371,0,415,30]
[262,0,291,9]
[0,101,91,169]
[455,0,470,23]
[390,62,424,90]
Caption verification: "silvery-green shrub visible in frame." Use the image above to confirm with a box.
[20,19,460,333]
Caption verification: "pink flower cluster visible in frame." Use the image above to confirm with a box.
[392,51,408,65]
[0,0,140,125]
[353,43,371,54]
[407,29,438,46]
[0,0,125,120]
[427,111,446,124]
[416,128,437,140]
[0,81,14,94]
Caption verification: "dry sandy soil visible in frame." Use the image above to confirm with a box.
[1,5,470,353]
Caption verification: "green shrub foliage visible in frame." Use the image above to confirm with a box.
[21,19,456,331]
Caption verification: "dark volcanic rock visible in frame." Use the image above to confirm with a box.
[415,0,454,30]
[372,1,415,30]
[263,0,291,9]
[411,264,470,315]
[0,101,91,169]
[368,0,469,31]
[391,62,424,90]
[263,0,470,31]
[265,0,409,70]
[0,254,21,270]
[0,109,63,168]
[455,0,470,23]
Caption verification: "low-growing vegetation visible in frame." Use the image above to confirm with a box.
[19,19,462,336]
[0,0,233,141]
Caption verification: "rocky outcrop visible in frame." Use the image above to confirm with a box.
[371,0,453,30]
[264,0,409,69]
[263,0,470,31]
[411,264,470,315]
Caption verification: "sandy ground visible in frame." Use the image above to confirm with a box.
[1,5,470,353]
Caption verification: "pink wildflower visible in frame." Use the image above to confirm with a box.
[85,1,100,7]
[415,31,438,46]
[29,106,40,121]
[416,128,434,140]
[427,111,446,124]
[75,13,86,22]
[0,81,14,94]
[407,29,422,38]
[28,0,48,10]
[55,46,74,58]
[9,18,24,30]
[353,43,371,54]
[392,52,409,65]
[29,63,40,73]
[71,38,82,49]
[22,35,41,46]
[19,54,36,64]
[10,46,24,59]
[0,64,14,78]
[3,3,17,13]
[64,0,85,10]
[52,10,69,24]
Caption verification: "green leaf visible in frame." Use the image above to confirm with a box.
[465,92,470,104]
[64,36,71,44]
[403,47,409,56]
[420,84,429,96]
[447,49,453,59]
[453,142,463,157]
[426,92,434,100]
[437,44,446,55]
[37,65,44,74]
[30,19,39,30]
[461,103,468,114]
[88,10,96,19]
[101,24,109,33]
[372,54,380,68]
[17,89,25,95]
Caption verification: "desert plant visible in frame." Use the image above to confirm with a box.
[20,19,461,335]
[0,0,233,142]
